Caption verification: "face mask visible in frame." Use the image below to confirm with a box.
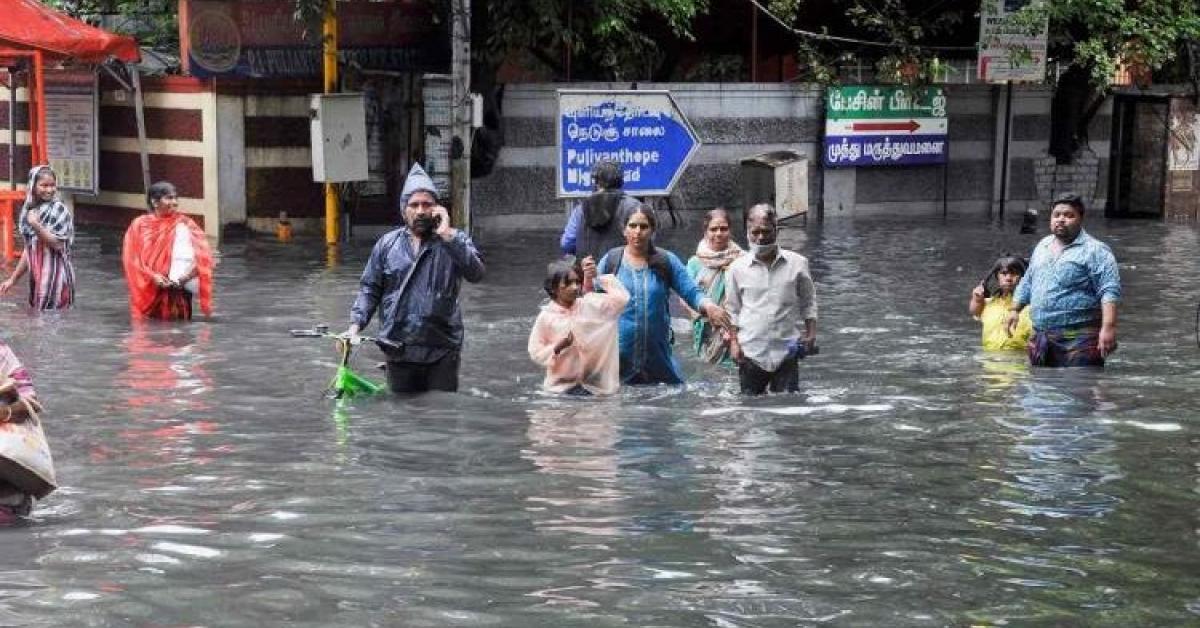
[749,242,778,258]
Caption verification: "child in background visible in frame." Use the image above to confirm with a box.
[970,255,1033,351]
[528,260,630,396]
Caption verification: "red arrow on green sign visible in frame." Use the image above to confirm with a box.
[851,120,921,133]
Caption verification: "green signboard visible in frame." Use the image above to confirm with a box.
[824,85,949,167]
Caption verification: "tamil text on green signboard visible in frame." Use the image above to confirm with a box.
[823,86,948,168]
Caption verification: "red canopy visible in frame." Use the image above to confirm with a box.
[0,0,139,63]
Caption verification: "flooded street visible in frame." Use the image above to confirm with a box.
[1,215,1198,626]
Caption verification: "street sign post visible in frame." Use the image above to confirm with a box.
[556,90,700,197]
[823,85,949,168]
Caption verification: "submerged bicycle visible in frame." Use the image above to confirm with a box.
[290,325,397,399]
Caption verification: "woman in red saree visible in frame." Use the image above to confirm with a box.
[122,181,214,320]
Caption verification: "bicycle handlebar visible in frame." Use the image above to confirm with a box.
[289,327,402,350]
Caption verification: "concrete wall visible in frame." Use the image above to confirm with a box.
[0,76,228,240]
[77,78,221,239]
[2,77,1116,242]
[242,91,324,235]
[470,83,1113,231]
[0,74,327,242]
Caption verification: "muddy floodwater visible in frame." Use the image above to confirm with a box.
[0,215,1198,627]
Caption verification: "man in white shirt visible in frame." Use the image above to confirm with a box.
[726,204,818,395]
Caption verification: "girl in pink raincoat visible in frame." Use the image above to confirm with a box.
[528,259,630,396]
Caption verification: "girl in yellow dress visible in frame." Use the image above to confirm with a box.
[969,255,1033,351]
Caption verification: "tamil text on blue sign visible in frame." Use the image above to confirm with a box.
[824,86,949,168]
[557,91,700,197]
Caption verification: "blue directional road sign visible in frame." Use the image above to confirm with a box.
[557,90,701,197]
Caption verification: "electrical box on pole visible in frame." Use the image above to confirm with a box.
[310,93,368,183]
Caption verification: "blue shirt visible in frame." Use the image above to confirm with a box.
[560,197,653,259]
[351,228,485,363]
[597,249,710,385]
[560,203,582,255]
[1014,230,1121,330]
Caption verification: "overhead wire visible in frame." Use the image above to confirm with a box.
[746,0,977,51]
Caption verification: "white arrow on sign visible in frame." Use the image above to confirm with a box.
[827,118,948,137]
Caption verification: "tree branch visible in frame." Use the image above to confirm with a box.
[524,45,565,76]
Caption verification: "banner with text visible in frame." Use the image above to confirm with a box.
[557,90,701,197]
[45,69,99,194]
[183,0,448,78]
[978,0,1048,83]
[823,86,948,168]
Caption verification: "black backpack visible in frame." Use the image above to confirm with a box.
[602,246,673,285]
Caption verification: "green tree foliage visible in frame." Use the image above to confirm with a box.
[765,0,1199,88]
[1030,0,1199,159]
[768,0,1200,160]
[766,0,968,84]
[480,0,708,81]
[1037,0,1200,90]
[43,0,178,52]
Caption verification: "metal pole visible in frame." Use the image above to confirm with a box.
[450,0,471,232]
[130,64,151,197]
[750,4,758,82]
[565,2,572,81]
[323,0,340,246]
[816,90,826,222]
[1109,98,1124,215]
[31,51,46,165]
[942,162,949,218]
[7,68,14,190]
[998,81,1013,220]
[3,67,12,262]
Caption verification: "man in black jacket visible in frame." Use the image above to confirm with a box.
[347,163,485,393]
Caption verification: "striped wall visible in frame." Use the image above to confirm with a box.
[2,77,1118,240]
[0,77,217,236]
[473,83,826,231]
[472,83,1113,230]
[0,84,34,187]
[81,82,212,233]
[1,75,333,241]
[242,88,324,235]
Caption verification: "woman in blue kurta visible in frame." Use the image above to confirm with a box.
[597,205,731,385]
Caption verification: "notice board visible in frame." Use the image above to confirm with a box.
[44,69,99,194]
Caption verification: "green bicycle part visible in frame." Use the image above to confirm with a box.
[329,364,384,398]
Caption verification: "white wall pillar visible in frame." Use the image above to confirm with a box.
[822,168,856,216]
[198,88,222,241]
[216,94,246,229]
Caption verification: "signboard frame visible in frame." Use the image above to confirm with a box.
[181,0,448,79]
[977,0,1049,84]
[822,85,949,168]
[44,68,99,195]
[555,89,701,198]
[422,74,453,201]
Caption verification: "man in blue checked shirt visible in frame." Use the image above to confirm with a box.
[1005,193,1121,367]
